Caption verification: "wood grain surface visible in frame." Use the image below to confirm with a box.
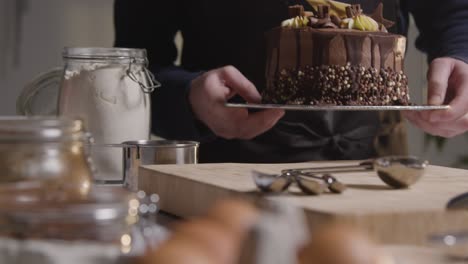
[139,162,468,245]
[385,245,467,264]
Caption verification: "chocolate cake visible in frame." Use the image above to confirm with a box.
[262,3,410,106]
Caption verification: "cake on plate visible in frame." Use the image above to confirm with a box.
[262,2,410,106]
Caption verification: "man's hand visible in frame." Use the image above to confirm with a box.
[189,66,285,140]
[404,57,468,138]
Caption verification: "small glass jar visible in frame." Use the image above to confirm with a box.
[0,117,92,200]
[0,186,139,252]
[58,47,159,182]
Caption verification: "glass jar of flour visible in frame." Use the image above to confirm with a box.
[58,48,159,183]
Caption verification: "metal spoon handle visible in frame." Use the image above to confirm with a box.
[296,173,321,180]
[282,161,374,174]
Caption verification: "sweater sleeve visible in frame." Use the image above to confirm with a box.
[403,0,468,63]
[113,0,215,141]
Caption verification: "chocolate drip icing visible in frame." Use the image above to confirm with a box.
[296,30,301,69]
[313,33,335,65]
[343,35,366,65]
[371,35,395,69]
[275,30,281,76]
[265,27,406,89]
[276,46,280,75]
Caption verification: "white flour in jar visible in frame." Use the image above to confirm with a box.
[60,63,150,182]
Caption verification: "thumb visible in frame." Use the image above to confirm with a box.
[218,66,261,103]
[427,58,454,105]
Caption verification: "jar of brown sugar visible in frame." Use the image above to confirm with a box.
[0,117,93,200]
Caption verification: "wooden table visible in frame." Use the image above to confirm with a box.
[139,162,468,245]
[385,245,467,264]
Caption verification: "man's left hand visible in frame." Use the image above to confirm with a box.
[404,57,468,138]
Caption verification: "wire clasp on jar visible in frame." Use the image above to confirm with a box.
[126,57,161,94]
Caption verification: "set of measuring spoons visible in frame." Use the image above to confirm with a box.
[253,156,429,195]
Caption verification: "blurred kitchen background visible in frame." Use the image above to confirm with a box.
[0,0,466,168]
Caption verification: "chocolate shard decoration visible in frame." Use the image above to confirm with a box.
[289,5,305,18]
[370,3,395,29]
[330,15,342,27]
[309,17,319,26]
[310,17,333,28]
[304,11,315,17]
[317,5,330,19]
[346,4,362,18]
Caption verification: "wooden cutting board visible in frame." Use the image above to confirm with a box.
[139,162,468,245]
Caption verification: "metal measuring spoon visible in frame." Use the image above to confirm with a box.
[447,191,468,210]
[321,174,347,193]
[373,156,428,188]
[282,156,428,189]
[252,170,292,193]
[252,170,325,195]
[285,172,326,195]
[295,173,347,193]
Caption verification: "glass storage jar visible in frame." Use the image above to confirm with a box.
[0,117,92,200]
[0,186,139,253]
[57,47,158,183]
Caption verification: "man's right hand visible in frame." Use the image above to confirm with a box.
[189,66,285,140]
